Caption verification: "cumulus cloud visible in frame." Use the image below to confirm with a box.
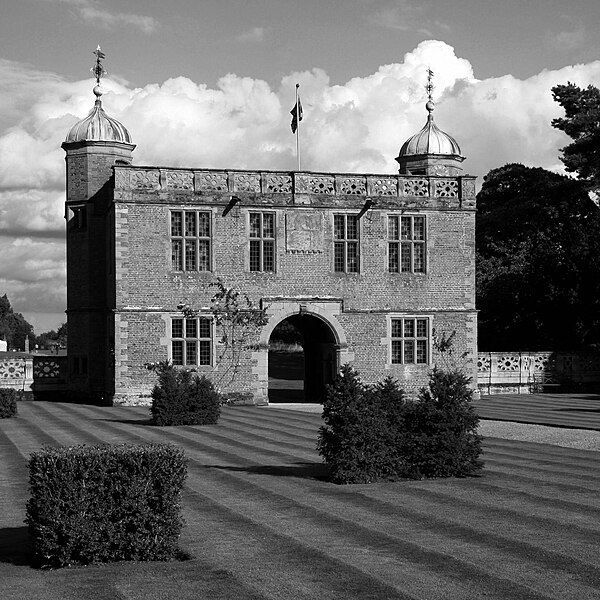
[2,39,600,330]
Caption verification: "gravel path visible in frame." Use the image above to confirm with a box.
[267,403,600,452]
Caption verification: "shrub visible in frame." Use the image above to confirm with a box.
[318,365,406,484]
[399,368,483,479]
[26,443,187,568]
[150,362,221,426]
[0,388,19,418]
[318,366,483,484]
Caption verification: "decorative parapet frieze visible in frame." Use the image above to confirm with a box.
[434,179,459,198]
[233,172,261,193]
[337,176,366,195]
[118,166,477,205]
[165,170,193,190]
[114,168,130,190]
[368,177,398,196]
[264,173,292,193]
[196,170,228,192]
[460,178,476,198]
[131,169,160,190]
[403,178,429,197]
[296,174,336,195]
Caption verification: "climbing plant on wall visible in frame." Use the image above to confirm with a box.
[179,278,269,393]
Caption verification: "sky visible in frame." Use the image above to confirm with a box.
[1,0,600,334]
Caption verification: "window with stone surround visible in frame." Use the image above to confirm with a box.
[388,215,426,273]
[171,210,211,271]
[249,212,275,272]
[390,317,430,364]
[171,317,212,366]
[334,214,359,273]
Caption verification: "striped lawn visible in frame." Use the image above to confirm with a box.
[1,401,599,600]
[474,393,600,430]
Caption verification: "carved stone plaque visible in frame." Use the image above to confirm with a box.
[286,212,324,254]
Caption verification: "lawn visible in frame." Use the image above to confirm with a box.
[1,401,599,599]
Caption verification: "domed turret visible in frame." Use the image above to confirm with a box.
[65,85,132,144]
[396,70,464,176]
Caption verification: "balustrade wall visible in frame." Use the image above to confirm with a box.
[0,355,67,395]
[114,166,477,206]
[478,351,600,394]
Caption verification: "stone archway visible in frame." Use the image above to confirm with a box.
[254,301,353,404]
[268,314,337,403]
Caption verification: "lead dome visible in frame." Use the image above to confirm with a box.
[65,85,132,144]
[398,100,462,158]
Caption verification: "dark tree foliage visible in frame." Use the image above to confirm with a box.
[318,366,407,484]
[400,369,483,479]
[35,322,67,349]
[318,365,482,484]
[476,163,600,350]
[552,82,600,188]
[0,388,19,418]
[0,294,34,351]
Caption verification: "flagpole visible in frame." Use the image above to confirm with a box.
[295,83,301,171]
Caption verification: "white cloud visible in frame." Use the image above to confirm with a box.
[236,27,267,43]
[2,39,600,329]
[370,1,450,36]
[547,17,586,53]
[39,0,158,34]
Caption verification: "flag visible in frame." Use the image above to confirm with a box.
[290,97,303,133]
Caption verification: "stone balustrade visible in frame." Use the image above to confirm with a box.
[114,166,477,201]
[478,351,600,394]
[0,354,67,395]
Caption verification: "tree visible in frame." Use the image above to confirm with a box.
[476,163,600,350]
[35,323,67,350]
[0,294,34,351]
[552,83,600,189]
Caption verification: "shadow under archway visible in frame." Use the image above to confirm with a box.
[268,314,338,404]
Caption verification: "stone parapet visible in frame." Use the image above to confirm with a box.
[478,351,600,394]
[114,166,476,208]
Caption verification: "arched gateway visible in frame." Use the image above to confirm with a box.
[252,301,353,404]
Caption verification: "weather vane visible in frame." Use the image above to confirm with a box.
[425,67,434,103]
[90,45,107,85]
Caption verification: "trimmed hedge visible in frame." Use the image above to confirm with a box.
[318,366,483,484]
[151,363,221,426]
[26,443,187,568]
[0,388,19,418]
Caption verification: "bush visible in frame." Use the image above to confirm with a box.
[318,365,406,484]
[26,443,187,568]
[399,368,483,479]
[150,363,221,426]
[0,388,19,418]
[318,366,483,484]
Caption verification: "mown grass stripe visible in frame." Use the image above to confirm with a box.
[375,475,600,533]
[182,463,574,600]
[181,486,419,600]
[184,457,600,588]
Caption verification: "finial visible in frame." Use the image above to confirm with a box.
[425,67,435,116]
[90,45,107,103]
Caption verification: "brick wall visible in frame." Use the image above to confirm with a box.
[109,168,477,402]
